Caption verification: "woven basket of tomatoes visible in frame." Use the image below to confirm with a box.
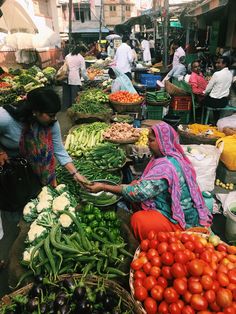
[130,230,236,314]
[109,91,144,113]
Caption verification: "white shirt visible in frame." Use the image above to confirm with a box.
[114,43,133,74]
[173,46,185,67]
[204,67,233,99]
[141,39,151,62]
[65,53,87,85]
[149,39,155,49]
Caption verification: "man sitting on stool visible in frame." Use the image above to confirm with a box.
[203,56,233,123]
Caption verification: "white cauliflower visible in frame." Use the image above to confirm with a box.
[23,201,38,222]
[68,206,75,212]
[38,186,53,202]
[23,246,38,262]
[23,201,36,216]
[28,220,47,243]
[59,213,73,228]
[55,184,66,193]
[52,195,70,212]
[36,200,52,213]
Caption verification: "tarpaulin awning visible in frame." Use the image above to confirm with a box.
[187,0,229,17]
[114,14,153,35]
[71,27,109,34]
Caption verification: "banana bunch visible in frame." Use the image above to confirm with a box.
[215,179,234,190]
[135,128,149,147]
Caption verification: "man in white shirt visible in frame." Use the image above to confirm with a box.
[149,35,155,59]
[141,37,151,64]
[114,36,134,80]
[172,40,186,67]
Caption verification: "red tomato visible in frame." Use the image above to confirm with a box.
[134,270,146,281]
[209,301,221,312]
[171,263,187,278]
[149,239,158,249]
[183,291,193,304]
[204,289,216,303]
[227,246,236,255]
[139,251,147,258]
[190,294,208,311]
[143,276,157,291]
[169,243,180,254]
[182,305,195,314]
[229,269,236,284]
[200,250,212,264]
[203,265,216,278]
[131,258,143,270]
[194,241,205,254]
[144,297,158,314]
[158,300,169,314]
[161,252,174,266]
[212,280,220,292]
[228,283,236,291]
[158,232,169,243]
[157,276,168,289]
[224,306,236,314]
[216,288,233,308]
[175,251,189,264]
[150,256,162,267]
[217,264,228,274]
[148,230,157,241]
[217,272,230,287]
[185,241,195,251]
[150,266,161,278]
[188,281,203,294]
[168,236,177,244]
[173,278,187,295]
[134,286,148,301]
[139,256,148,265]
[133,279,143,288]
[164,287,179,304]
[188,259,204,277]
[150,284,164,301]
[143,262,152,274]
[162,266,173,280]
[217,243,228,252]
[169,303,181,314]
[197,312,212,314]
[181,233,190,243]
[201,275,213,290]
[147,249,158,260]
[158,242,169,255]
[176,300,184,310]
[140,239,150,251]
[228,255,236,263]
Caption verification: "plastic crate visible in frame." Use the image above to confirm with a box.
[169,109,190,124]
[146,105,164,120]
[140,74,162,88]
[171,96,192,111]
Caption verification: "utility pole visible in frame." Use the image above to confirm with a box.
[163,0,169,70]
[99,0,103,42]
[68,0,73,47]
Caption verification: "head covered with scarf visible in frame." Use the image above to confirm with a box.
[141,121,212,229]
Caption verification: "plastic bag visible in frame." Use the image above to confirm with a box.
[216,135,236,170]
[55,61,68,81]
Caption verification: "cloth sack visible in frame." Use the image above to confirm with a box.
[182,144,221,192]
[216,135,236,171]
[0,157,42,212]
[55,61,68,81]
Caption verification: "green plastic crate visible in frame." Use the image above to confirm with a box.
[146,105,164,120]
[169,109,190,124]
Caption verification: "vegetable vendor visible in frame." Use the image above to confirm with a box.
[0,87,88,238]
[108,67,138,94]
[85,122,212,241]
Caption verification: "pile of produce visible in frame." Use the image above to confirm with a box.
[87,67,103,80]
[135,128,149,147]
[79,187,120,207]
[131,230,236,314]
[103,123,140,142]
[146,91,171,104]
[109,91,143,104]
[1,275,133,314]
[180,124,225,138]
[22,185,131,281]
[72,89,110,114]
[215,179,234,190]
[64,122,108,157]
[111,114,134,124]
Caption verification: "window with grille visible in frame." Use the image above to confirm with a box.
[74,3,91,23]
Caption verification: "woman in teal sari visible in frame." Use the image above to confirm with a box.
[108,67,137,94]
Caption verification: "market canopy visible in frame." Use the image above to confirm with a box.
[0,0,38,33]
[114,15,153,35]
[186,0,229,17]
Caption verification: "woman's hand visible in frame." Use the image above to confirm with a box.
[84,182,105,193]
[0,152,8,166]
[73,173,91,186]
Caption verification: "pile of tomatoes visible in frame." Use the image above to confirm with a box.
[109,91,143,104]
[130,230,236,314]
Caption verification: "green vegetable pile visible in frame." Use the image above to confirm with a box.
[71,89,110,114]
[79,189,120,207]
[64,122,108,157]
[146,90,171,103]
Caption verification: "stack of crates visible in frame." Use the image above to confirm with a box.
[169,96,192,124]
[146,105,164,120]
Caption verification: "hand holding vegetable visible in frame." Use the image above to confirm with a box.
[85,182,105,193]
[73,172,91,186]
[0,151,8,166]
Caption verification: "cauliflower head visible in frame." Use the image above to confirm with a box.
[28,220,47,243]
[52,195,70,212]
[59,213,73,228]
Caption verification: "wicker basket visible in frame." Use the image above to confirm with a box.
[110,98,144,113]
[178,125,220,145]
[104,136,140,144]
[165,80,188,96]
[67,108,113,124]
[1,274,140,313]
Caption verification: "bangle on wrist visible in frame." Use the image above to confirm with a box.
[71,170,78,177]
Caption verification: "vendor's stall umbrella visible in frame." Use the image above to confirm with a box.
[105,34,121,41]
[0,0,38,33]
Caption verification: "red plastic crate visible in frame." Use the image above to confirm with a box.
[171,96,192,111]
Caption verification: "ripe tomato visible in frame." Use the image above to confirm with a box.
[158,300,169,314]
[175,251,189,264]
[133,279,143,288]
[158,232,169,243]
[185,241,195,251]
[204,289,216,303]
[202,265,216,278]
[164,287,179,304]
[162,266,173,280]
[134,286,148,301]
[131,258,143,270]
[188,259,204,277]
[181,233,190,243]
[143,276,157,291]
[228,255,236,263]
[173,278,187,295]
[134,270,146,281]
[201,275,213,290]
[147,249,158,260]
[169,303,181,314]
[158,242,169,255]
[217,243,228,252]
[150,256,162,267]
[183,291,193,304]
[176,299,184,310]
[229,269,236,284]
[188,281,203,294]
[149,239,158,249]
[171,263,187,278]
[224,306,236,314]
[161,252,174,266]
[148,230,157,241]
[217,272,230,287]
[140,239,150,251]
[143,262,152,274]
[190,294,208,311]
[194,241,205,254]
[169,243,180,254]
[216,288,233,308]
[157,276,168,289]
[144,297,157,314]
[227,245,236,255]
[150,284,164,301]
[168,236,177,244]
[212,280,220,292]
[150,266,161,278]
[209,301,221,312]
[217,264,228,274]
[200,250,212,264]
[182,305,195,314]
